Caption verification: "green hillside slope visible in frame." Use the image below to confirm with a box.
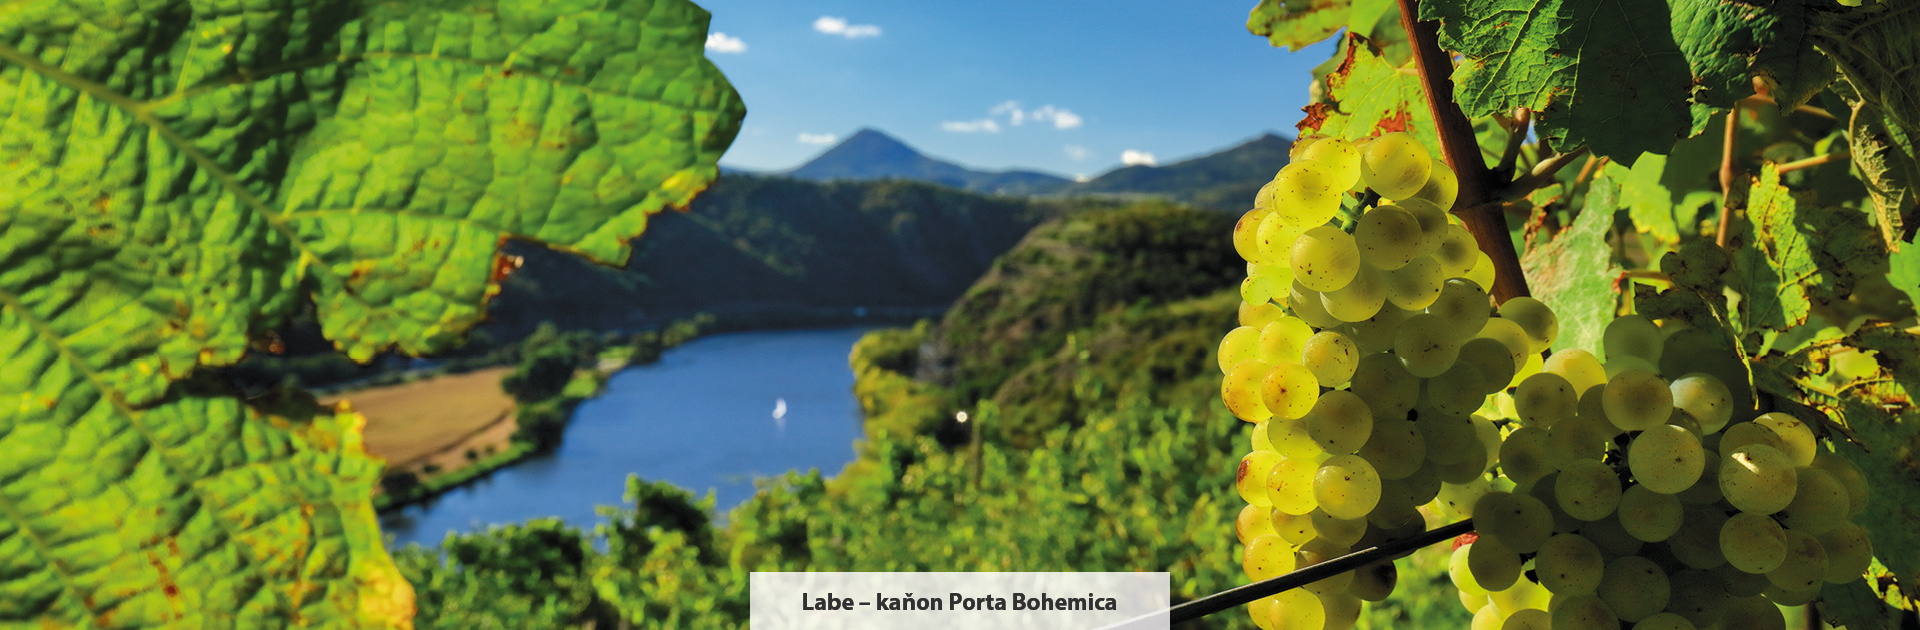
[485,174,1082,336]
[1062,133,1292,211]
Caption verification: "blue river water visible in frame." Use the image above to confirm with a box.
[377,327,872,548]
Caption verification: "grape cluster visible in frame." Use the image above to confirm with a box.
[1228,133,1516,630]
[1223,133,1876,630]
[1451,314,1875,630]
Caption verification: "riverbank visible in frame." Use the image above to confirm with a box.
[356,366,609,513]
[318,366,527,511]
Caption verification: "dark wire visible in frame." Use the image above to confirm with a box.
[1168,518,1475,624]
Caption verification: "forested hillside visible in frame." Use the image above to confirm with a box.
[1062,133,1293,211]
[483,174,1089,338]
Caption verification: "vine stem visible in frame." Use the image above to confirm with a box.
[1395,0,1531,302]
[1162,519,1476,624]
[1776,151,1848,174]
[1717,104,1741,248]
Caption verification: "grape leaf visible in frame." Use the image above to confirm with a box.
[1420,0,1693,165]
[1522,173,1622,354]
[1814,5,1920,250]
[1610,154,1679,244]
[1730,164,1886,336]
[0,382,411,628]
[1832,396,1920,580]
[1853,324,1920,406]
[1821,580,1896,630]
[1297,33,1442,153]
[1731,165,1817,333]
[1248,0,1353,52]
[1840,91,1920,251]
[1668,0,1833,129]
[1890,244,1920,310]
[0,0,743,626]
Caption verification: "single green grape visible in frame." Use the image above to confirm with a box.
[1315,453,1383,519]
[1291,225,1362,292]
[1412,159,1459,209]
[1296,137,1363,190]
[1355,205,1424,271]
[1498,297,1558,354]
[1236,206,1275,264]
[1359,132,1432,199]
[1271,161,1346,227]
[1261,361,1321,421]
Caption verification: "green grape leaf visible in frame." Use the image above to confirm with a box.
[1890,244,1920,309]
[1420,0,1693,165]
[1634,240,1728,332]
[1832,395,1920,580]
[287,2,743,361]
[0,378,413,628]
[1731,165,1817,332]
[1351,0,1402,38]
[1841,93,1920,251]
[1297,33,1441,152]
[1669,0,1832,129]
[1814,6,1920,250]
[1522,174,1622,354]
[1853,324,1920,404]
[0,0,743,626]
[1248,0,1352,52]
[1821,580,1896,630]
[1611,154,1679,244]
[1731,164,1887,336]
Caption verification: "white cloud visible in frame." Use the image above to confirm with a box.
[1064,145,1091,160]
[1031,105,1083,129]
[991,101,1025,126]
[945,102,1082,136]
[705,32,746,53]
[941,119,1001,133]
[798,133,838,145]
[1121,150,1157,166]
[1074,174,1091,183]
[815,16,881,38]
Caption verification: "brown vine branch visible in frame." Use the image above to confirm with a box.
[1496,109,1532,176]
[1717,104,1742,248]
[1496,146,1589,203]
[1394,0,1531,302]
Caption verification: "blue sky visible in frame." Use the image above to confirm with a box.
[695,1,1337,179]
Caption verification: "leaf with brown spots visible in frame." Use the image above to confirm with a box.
[0,0,743,627]
[1296,33,1442,152]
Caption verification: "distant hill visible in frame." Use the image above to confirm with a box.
[1062,133,1291,211]
[784,129,1074,196]
[480,175,1109,338]
[775,128,1291,212]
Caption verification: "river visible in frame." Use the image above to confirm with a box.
[378,327,873,548]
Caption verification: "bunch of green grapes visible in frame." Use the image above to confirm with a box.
[1224,132,1879,630]
[1227,132,1515,630]
[1447,314,1876,630]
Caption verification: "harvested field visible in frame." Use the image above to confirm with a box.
[321,366,518,470]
